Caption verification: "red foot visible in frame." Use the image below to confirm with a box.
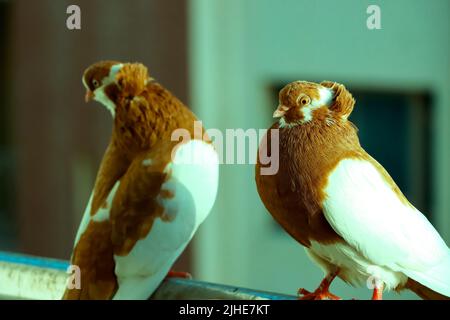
[166,270,192,279]
[298,287,341,300]
[297,270,341,300]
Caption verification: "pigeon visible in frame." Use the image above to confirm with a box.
[62,61,219,299]
[255,80,450,300]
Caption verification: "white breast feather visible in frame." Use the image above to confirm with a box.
[319,158,450,296]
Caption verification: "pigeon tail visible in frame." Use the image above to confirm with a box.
[405,252,450,300]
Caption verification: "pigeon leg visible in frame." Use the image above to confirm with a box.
[166,270,192,279]
[298,270,341,300]
[371,283,384,300]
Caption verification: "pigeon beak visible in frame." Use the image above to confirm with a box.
[273,105,289,118]
[85,90,94,103]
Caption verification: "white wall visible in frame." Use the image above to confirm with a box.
[189,0,450,299]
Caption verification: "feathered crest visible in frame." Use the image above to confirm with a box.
[320,81,355,120]
[116,63,149,97]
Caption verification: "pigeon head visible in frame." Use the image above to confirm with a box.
[82,60,123,116]
[273,81,334,127]
[82,61,151,118]
[273,80,355,127]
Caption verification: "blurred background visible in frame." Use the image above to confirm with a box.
[0,0,449,300]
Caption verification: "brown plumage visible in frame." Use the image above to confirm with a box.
[63,61,218,299]
[256,80,450,300]
[256,81,363,247]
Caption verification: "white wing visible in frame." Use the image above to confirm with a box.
[68,140,218,299]
[113,140,219,299]
[322,158,450,296]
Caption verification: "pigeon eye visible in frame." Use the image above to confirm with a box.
[298,96,310,106]
[92,79,100,88]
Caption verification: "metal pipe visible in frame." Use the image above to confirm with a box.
[0,251,296,300]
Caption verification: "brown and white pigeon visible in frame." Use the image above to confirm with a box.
[62,61,219,299]
[255,80,450,300]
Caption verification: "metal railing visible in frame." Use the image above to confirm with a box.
[0,251,296,300]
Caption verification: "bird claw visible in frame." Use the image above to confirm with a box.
[297,287,341,300]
